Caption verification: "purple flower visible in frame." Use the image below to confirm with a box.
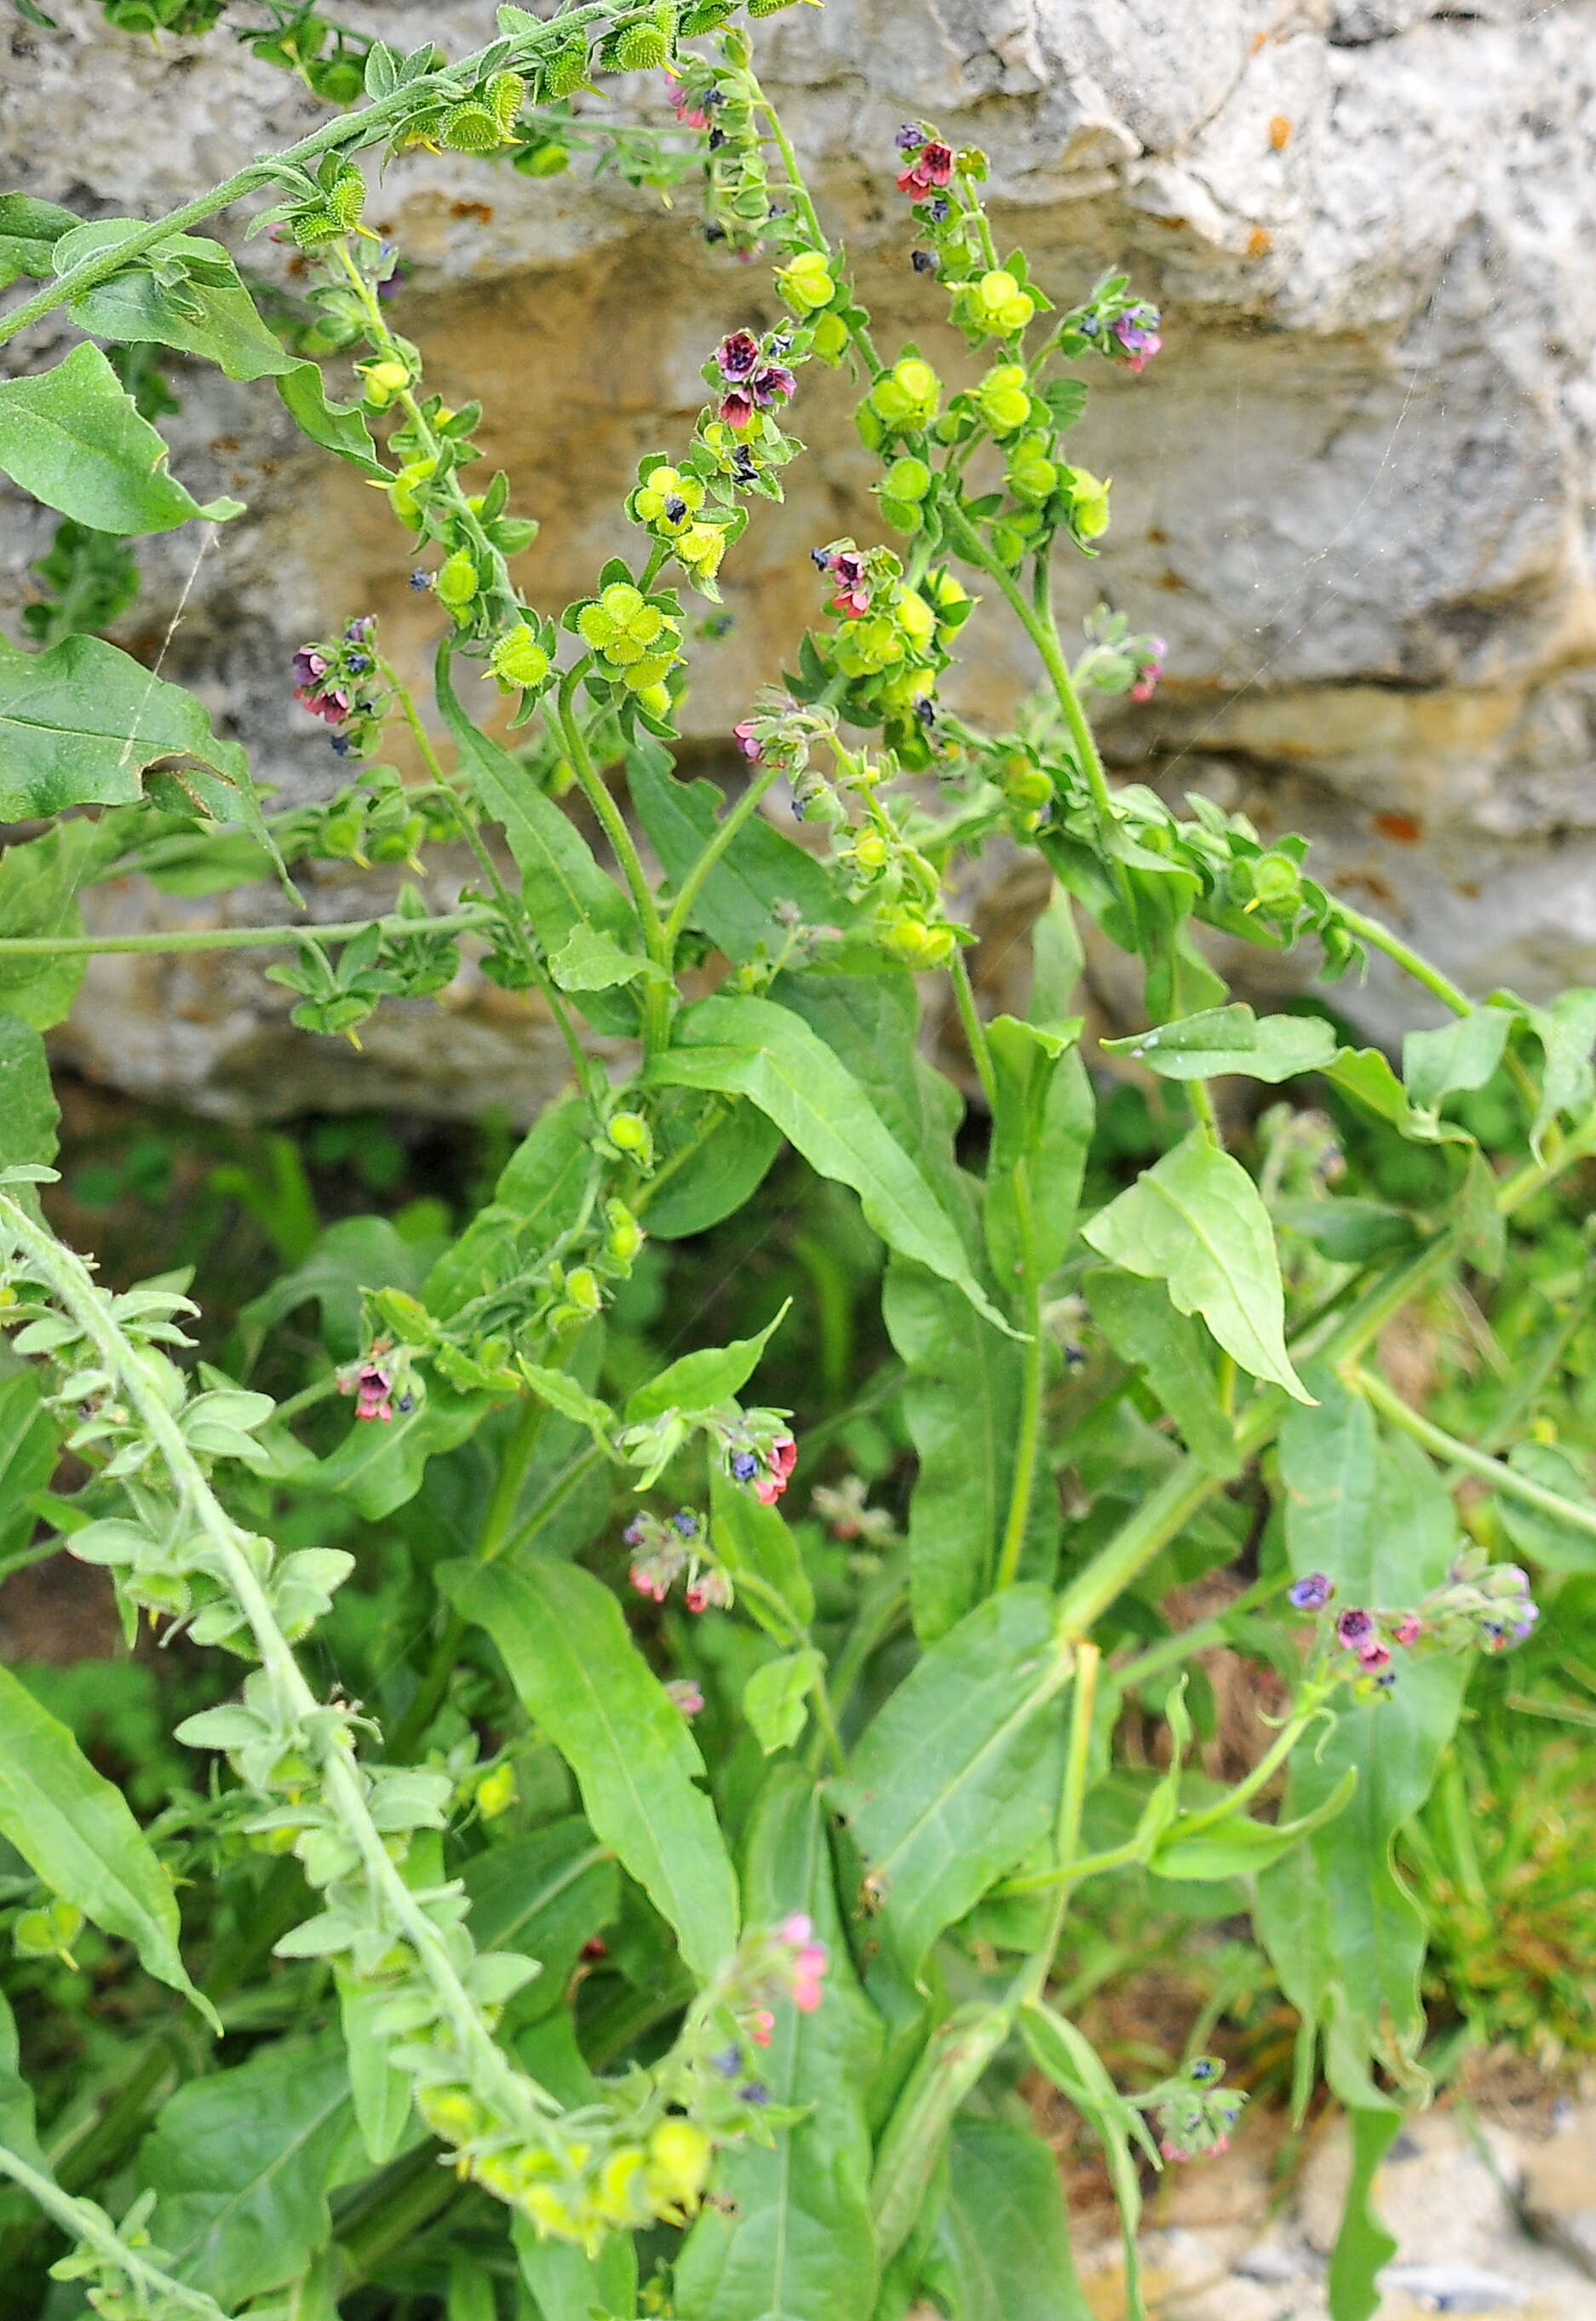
[731,1450,760,1483]
[894,122,926,152]
[409,568,433,591]
[344,616,374,642]
[671,1509,700,1537]
[716,330,761,382]
[291,646,327,688]
[1289,1571,1334,1611]
[733,719,764,763]
[740,2081,770,2105]
[1113,307,1163,374]
[1336,1607,1375,1648]
[710,2044,742,2078]
[751,360,796,406]
[911,249,938,274]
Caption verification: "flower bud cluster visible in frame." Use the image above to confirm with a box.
[623,1508,730,1610]
[336,1338,419,1424]
[1075,604,1168,704]
[1141,2056,1246,2165]
[291,618,386,759]
[801,539,971,764]
[1289,1554,1540,1698]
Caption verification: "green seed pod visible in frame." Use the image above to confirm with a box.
[491,623,550,689]
[310,56,364,104]
[325,169,366,230]
[747,0,804,14]
[543,39,591,98]
[441,102,502,153]
[435,551,479,608]
[290,207,342,249]
[487,71,526,133]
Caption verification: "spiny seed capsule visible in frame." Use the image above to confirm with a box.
[491,624,551,688]
[435,552,479,607]
[487,71,526,132]
[441,101,502,152]
[543,40,591,97]
[326,170,367,229]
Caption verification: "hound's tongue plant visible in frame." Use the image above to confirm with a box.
[0,10,1589,2318]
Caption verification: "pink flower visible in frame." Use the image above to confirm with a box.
[1357,1640,1392,1672]
[754,1435,799,1503]
[732,720,764,762]
[296,684,352,727]
[666,1678,705,1717]
[790,1942,828,2012]
[1391,1613,1423,1646]
[667,75,709,131]
[896,141,953,197]
[824,550,871,618]
[353,1363,394,1422]
[749,2009,775,2048]
[720,386,757,430]
[630,1564,668,1603]
[778,1911,813,1945]
[716,330,761,382]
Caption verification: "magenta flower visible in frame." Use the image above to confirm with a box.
[1391,1613,1423,1646]
[823,549,871,618]
[1357,1639,1392,1672]
[717,330,761,382]
[897,140,953,198]
[668,75,710,131]
[755,1434,798,1505]
[353,1362,394,1422]
[1336,1608,1375,1649]
[733,719,764,762]
[1114,306,1163,374]
[753,360,796,405]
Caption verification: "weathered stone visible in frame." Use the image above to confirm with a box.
[4,0,1596,1112]
[1520,2103,1596,2281]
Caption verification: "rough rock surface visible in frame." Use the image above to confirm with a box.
[3,0,1596,1115]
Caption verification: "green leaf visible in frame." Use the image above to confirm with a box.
[425,1094,594,1318]
[442,1557,739,1980]
[0,631,266,838]
[462,1816,618,2024]
[0,1013,57,1181]
[1328,2107,1402,2321]
[829,1587,1071,1979]
[1150,1766,1358,1881]
[56,221,386,477]
[1272,1197,1418,1267]
[1256,1372,1467,2105]
[514,2216,636,2321]
[1082,1130,1312,1403]
[983,1013,1091,1288]
[0,1370,58,1565]
[336,1978,411,2166]
[1323,1044,1471,1146]
[640,1089,783,1241]
[1402,1006,1515,1113]
[241,1214,441,1363]
[519,1362,615,1450]
[0,194,80,291]
[1102,1003,1337,1083]
[0,820,126,1031]
[548,922,659,992]
[1496,1441,1596,1572]
[937,2117,1096,2321]
[1084,1267,1239,1477]
[0,1989,45,2174]
[675,1768,881,2321]
[743,1648,824,1755]
[773,967,967,1221]
[0,342,242,531]
[624,1302,789,1424]
[0,1661,208,2015]
[883,1252,1057,1642]
[709,1464,814,1630]
[1520,985,1596,1156]
[627,742,851,961]
[434,644,637,1037]
[139,2034,364,2307]
[648,994,1018,1336]
[310,1382,491,1519]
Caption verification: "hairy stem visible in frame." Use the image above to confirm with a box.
[0,908,490,961]
[0,2141,226,2319]
[1352,1364,1596,1543]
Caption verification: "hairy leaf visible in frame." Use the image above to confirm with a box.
[937,2117,1095,2321]
[649,994,1015,1335]
[1102,1003,1337,1083]
[1402,1006,1514,1114]
[0,342,241,531]
[310,1382,491,1520]
[0,1013,57,1181]
[1082,1131,1311,1401]
[443,1558,739,1979]
[0,631,265,834]
[1257,1371,1467,2103]
[0,194,80,290]
[0,1369,57,1565]
[710,1464,814,1630]
[984,1013,1091,1289]
[628,741,851,961]
[624,1302,789,1424]
[743,1648,824,1755]
[829,1586,1071,1979]
[1084,1267,1238,1477]
[641,1089,783,1240]
[675,1769,881,2321]
[462,1816,618,2023]
[884,1253,1057,1641]
[434,645,637,1036]
[0,1662,206,2013]
[139,2035,364,2307]
[425,1093,594,1318]
[0,819,125,1031]
[1328,2108,1402,2321]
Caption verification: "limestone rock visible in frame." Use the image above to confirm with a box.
[1521,2103,1596,2281]
[4,0,1596,1112]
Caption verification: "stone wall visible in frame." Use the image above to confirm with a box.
[3,0,1595,1116]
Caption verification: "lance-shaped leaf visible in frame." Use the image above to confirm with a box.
[1323,1045,1472,1146]
[0,194,80,290]
[937,2117,1097,2321]
[0,632,272,853]
[0,342,242,532]
[442,1556,738,1981]
[1019,2004,1152,2321]
[1082,1130,1312,1402]
[425,1092,594,1318]
[1084,1267,1239,1478]
[0,1663,207,2014]
[984,1013,1091,1289]
[1402,1005,1515,1114]
[628,739,853,962]
[462,1816,618,2025]
[623,1302,789,1425]
[1101,1003,1337,1083]
[648,994,1017,1336]
[0,1014,57,1181]
[0,1369,57,1565]
[139,2034,365,2307]
[828,1585,1071,1979]
[434,645,638,1036]
[1256,1370,1467,2106]
[675,1769,881,2321]
[884,1252,1057,1641]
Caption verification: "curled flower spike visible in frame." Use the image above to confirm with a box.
[1113,303,1163,373]
[1289,1571,1334,1611]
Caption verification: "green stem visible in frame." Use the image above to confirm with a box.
[0,4,649,348]
[751,89,881,375]
[1187,1077,1221,1146]
[1336,905,1473,1019]
[661,756,784,961]
[0,2142,226,2319]
[1015,1641,1098,1999]
[1352,1365,1596,1543]
[994,1171,1045,1593]
[554,667,671,1049]
[1114,1571,1289,1690]
[0,1193,554,2134]
[947,948,999,1115]
[0,908,489,961]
